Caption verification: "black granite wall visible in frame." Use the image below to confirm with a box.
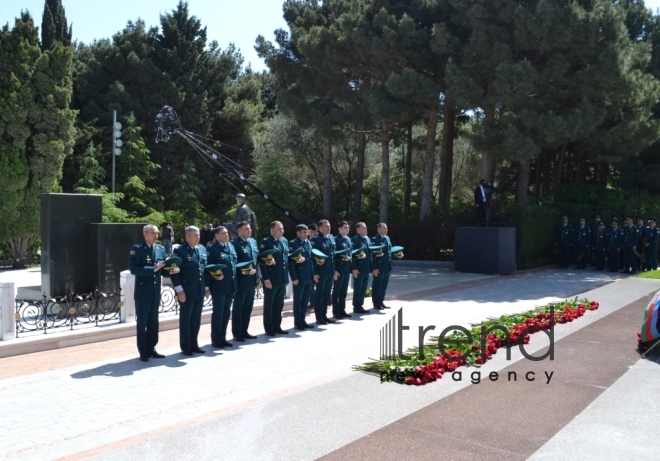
[90,223,146,293]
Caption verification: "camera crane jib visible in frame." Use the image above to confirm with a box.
[155,105,301,224]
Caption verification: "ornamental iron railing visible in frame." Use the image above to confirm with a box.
[15,288,122,337]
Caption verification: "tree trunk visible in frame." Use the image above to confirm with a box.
[515,158,531,205]
[542,150,553,196]
[7,234,38,269]
[553,143,567,190]
[323,138,333,218]
[403,122,413,220]
[534,153,543,198]
[419,110,438,221]
[479,110,496,183]
[379,121,390,224]
[352,130,366,223]
[438,104,456,211]
[576,153,585,184]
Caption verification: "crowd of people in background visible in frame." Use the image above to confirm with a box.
[556,214,659,273]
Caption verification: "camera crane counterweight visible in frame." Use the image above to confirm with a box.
[155,106,301,224]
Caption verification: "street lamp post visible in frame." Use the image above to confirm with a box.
[111,110,123,193]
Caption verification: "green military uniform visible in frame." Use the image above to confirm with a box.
[636,218,647,272]
[288,232,314,329]
[129,240,166,359]
[259,234,290,335]
[594,223,608,271]
[351,234,372,314]
[371,232,394,309]
[332,234,353,318]
[207,239,237,346]
[231,235,259,340]
[310,232,336,323]
[170,243,208,354]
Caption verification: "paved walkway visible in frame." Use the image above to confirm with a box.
[0,266,655,461]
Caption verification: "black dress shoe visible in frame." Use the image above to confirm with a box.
[265,332,277,337]
[139,353,150,362]
[381,305,392,309]
[211,342,224,348]
[243,333,257,340]
[221,340,233,347]
[149,350,165,359]
[294,324,306,331]
[341,312,352,318]
[325,318,336,324]
[354,308,370,314]
[303,323,314,329]
[372,306,384,310]
[316,319,328,325]
[233,337,246,342]
[192,347,206,354]
[181,350,193,356]
[332,316,343,321]
[276,328,289,335]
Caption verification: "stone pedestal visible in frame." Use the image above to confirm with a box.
[41,193,102,297]
[454,227,516,275]
[90,224,146,293]
[0,282,16,340]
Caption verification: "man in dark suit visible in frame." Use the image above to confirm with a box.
[307,223,318,311]
[371,223,395,310]
[288,224,314,330]
[259,221,290,336]
[636,217,647,272]
[207,226,237,348]
[231,221,259,341]
[622,216,639,274]
[608,217,623,272]
[474,179,489,226]
[332,221,352,319]
[351,222,371,314]
[129,224,174,362]
[311,219,337,325]
[170,226,209,356]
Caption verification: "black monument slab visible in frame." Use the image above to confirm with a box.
[454,227,516,275]
[90,223,147,293]
[41,193,103,297]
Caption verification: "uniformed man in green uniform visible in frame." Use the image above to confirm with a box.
[351,222,372,314]
[207,226,237,348]
[574,217,591,270]
[129,224,176,362]
[259,221,290,336]
[556,214,573,269]
[332,221,353,319]
[608,217,623,272]
[231,221,259,341]
[288,224,314,330]
[170,226,209,356]
[645,218,659,271]
[590,214,602,266]
[311,219,338,324]
[594,221,607,271]
[371,223,399,309]
[622,215,639,274]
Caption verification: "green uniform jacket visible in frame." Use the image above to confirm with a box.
[371,234,393,273]
[129,241,166,302]
[170,244,208,299]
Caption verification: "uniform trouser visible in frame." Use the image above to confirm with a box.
[263,284,286,334]
[314,276,333,321]
[179,296,204,352]
[136,300,159,354]
[646,244,658,270]
[609,248,621,271]
[211,293,234,344]
[622,247,635,272]
[332,272,350,317]
[595,248,606,270]
[232,284,256,338]
[352,271,370,310]
[558,244,570,267]
[372,270,391,308]
[163,239,172,255]
[309,283,316,307]
[292,280,312,326]
[637,248,645,271]
[575,246,588,269]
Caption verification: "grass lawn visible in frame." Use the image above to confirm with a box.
[636,270,660,279]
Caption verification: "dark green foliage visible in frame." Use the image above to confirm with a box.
[41,0,72,50]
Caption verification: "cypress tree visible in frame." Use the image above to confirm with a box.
[41,0,71,50]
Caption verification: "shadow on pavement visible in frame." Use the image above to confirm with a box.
[70,352,208,379]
